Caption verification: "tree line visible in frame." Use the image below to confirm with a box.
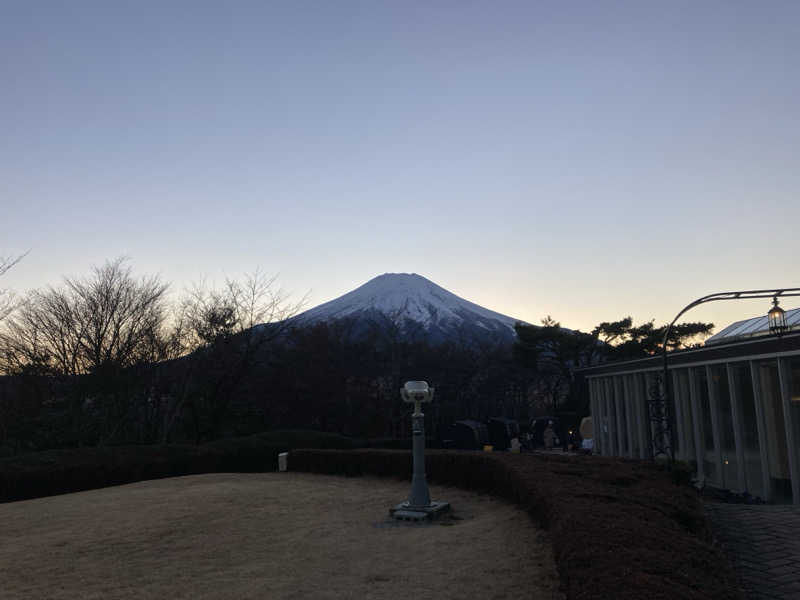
[512,315,714,420]
[0,258,306,451]
[0,256,713,454]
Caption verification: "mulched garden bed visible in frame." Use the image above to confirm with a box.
[290,449,744,600]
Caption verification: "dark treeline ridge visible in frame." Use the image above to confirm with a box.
[0,258,713,455]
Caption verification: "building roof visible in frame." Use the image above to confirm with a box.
[705,307,800,345]
[577,331,800,377]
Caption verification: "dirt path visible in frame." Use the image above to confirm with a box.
[0,472,562,599]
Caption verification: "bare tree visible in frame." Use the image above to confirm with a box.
[0,258,171,446]
[162,271,305,442]
[0,251,27,324]
[2,258,169,376]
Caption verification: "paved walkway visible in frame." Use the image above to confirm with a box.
[704,503,800,599]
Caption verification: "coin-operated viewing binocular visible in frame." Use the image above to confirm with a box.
[400,380,434,405]
[389,380,450,520]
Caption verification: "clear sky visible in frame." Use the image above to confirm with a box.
[2,1,799,332]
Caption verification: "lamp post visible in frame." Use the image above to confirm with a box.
[390,381,450,521]
[654,288,800,462]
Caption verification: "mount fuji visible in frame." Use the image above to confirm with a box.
[289,273,527,344]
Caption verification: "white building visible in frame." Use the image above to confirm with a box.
[579,320,800,504]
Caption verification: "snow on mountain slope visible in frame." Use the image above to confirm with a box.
[291,273,526,342]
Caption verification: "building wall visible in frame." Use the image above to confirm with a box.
[586,354,800,504]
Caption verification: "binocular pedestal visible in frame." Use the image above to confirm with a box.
[390,407,450,522]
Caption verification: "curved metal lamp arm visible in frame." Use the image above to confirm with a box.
[661,287,800,354]
[655,287,800,462]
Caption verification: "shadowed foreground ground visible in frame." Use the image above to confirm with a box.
[0,472,562,599]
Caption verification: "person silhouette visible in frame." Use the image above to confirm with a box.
[543,422,556,450]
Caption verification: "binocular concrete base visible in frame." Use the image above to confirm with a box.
[390,501,450,522]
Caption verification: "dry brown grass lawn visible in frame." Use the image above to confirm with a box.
[0,472,562,600]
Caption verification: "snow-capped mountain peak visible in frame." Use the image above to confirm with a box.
[292,273,525,343]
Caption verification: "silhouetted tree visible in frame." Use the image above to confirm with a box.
[0,251,26,324]
[513,317,599,416]
[0,258,171,446]
[170,271,304,442]
[593,316,714,360]
[513,314,715,422]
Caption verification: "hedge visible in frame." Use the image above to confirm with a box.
[0,430,356,503]
[289,449,743,600]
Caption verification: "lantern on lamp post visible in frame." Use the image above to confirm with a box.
[768,297,788,335]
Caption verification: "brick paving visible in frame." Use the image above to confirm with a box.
[704,503,800,600]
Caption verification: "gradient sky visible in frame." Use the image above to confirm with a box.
[2,1,799,333]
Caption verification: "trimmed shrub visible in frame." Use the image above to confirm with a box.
[204,430,357,472]
[0,430,358,503]
[362,437,442,450]
[290,449,743,600]
[0,444,211,503]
